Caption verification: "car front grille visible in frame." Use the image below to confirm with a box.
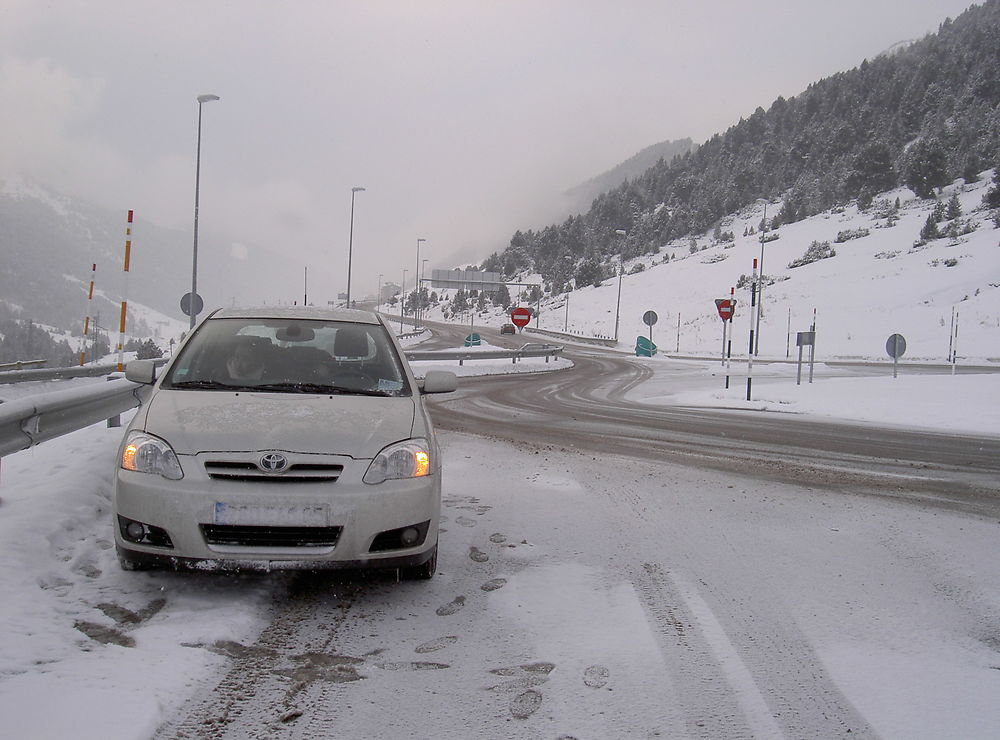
[200,524,342,547]
[204,460,344,483]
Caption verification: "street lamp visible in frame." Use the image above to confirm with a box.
[377,273,383,313]
[400,269,408,333]
[755,202,768,355]
[346,186,366,308]
[421,258,429,318]
[614,229,626,342]
[415,238,426,326]
[190,93,220,330]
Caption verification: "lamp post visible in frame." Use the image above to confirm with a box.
[614,229,626,342]
[755,202,767,355]
[190,93,220,330]
[415,238,426,326]
[346,186,366,308]
[400,269,408,333]
[377,273,383,313]
[421,258,428,321]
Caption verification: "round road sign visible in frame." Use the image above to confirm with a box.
[180,292,204,317]
[642,310,658,326]
[510,307,531,328]
[886,333,907,359]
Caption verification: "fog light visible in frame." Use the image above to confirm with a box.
[400,527,420,546]
[125,521,146,541]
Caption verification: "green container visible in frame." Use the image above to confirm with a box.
[464,333,482,347]
[635,336,657,357]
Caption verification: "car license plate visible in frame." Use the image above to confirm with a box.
[213,502,328,526]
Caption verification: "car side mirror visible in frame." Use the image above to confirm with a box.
[124,359,157,385]
[421,370,457,394]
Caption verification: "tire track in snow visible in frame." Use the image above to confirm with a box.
[635,561,877,739]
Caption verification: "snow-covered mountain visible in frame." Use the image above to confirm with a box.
[0,176,310,340]
[424,173,1000,364]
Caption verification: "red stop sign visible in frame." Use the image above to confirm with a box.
[510,307,531,328]
[715,299,734,321]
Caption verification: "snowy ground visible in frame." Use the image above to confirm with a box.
[3,176,1000,737]
[627,354,1000,436]
[1,346,998,738]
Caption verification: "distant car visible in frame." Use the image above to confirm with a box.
[500,323,516,335]
[113,306,457,578]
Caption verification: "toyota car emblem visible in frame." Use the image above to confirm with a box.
[259,452,289,472]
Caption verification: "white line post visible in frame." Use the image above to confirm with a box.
[747,258,757,401]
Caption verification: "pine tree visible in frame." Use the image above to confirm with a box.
[984,168,1000,208]
[903,138,949,198]
[920,213,942,241]
[946,194,963,219]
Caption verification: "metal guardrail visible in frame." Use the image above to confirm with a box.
[0,362,121,384]
[405,345,564,365]
[0,347,563,457]
[0,359,48,371]
[523,326,618,347]
[0,378,143,457]
[0,358,170,385]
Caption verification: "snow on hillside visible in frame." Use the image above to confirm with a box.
[423,174,1000,364]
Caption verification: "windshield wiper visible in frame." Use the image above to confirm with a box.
[254,382,392,396]
[167,379,241,390]
[254,382,344,394]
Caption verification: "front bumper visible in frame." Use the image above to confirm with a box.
[113,450,440,570]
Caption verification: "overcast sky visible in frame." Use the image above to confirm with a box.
[0,0,982,305]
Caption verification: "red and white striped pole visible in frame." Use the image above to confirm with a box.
[81,263,97,365]
[116,210,134,372]
[726,286,734,388]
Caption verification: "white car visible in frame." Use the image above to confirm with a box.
[113,306,456,578]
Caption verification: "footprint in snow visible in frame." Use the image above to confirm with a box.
[509,689,543,719]
[455,516,477,527]
[480,578,507,592]
[583,664,609,688]
[415,636,458,653]
[74,621,134,648]
[435,596,466,616]
[489,533,507,544]
[377,661,449,671]
[469,546,489,563]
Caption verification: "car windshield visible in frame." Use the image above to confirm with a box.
[161,317,410,396]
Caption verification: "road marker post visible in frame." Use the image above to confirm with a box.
[747,259,757,401]
[116,211,134,372]
[81,263,96,365]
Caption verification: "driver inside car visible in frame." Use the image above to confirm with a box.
[226,340,266,383]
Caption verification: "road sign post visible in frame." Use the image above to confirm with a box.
[796,331,816,385]
[180,292,204,320]
[510,306,531,330]
[715,299,734,365]
[886,333,906,379]
[642,310,658,344]
[715,297,736,389]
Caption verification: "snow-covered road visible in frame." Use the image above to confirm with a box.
[2,356,1000,739]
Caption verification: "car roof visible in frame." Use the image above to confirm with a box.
[210,306,382,324]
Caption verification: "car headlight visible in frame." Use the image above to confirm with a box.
[121,431,184,480]
[363,439,432,484]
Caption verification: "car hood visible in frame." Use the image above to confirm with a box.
[137,390,417,458]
